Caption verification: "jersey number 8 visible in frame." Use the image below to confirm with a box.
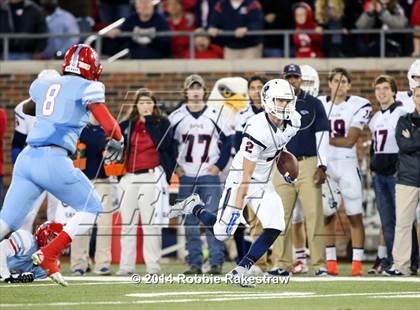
[42,84,61,116]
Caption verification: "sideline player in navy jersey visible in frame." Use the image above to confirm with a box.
[0,44,124,286]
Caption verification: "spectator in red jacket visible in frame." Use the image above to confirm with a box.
[0,106,6,202]
[293,2,323,58]
[412,0,420,57]
[167,0,196,58]
[184,29,223,58]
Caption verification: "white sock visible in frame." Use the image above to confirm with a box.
[378,245,387,259]
[326,246,337,261]
[295,247,307,264]
[352,248,364,262]
[0,219,11,240]
[63,211,97,240]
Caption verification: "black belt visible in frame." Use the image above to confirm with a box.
[133,168,155,174]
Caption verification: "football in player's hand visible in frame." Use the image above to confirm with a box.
[277,150,299,180]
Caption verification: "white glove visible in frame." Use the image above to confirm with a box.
[284,111,301,137]
[104,137,124,163]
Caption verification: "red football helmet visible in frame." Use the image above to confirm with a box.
[62,44,103,81]
[35,221,63,248]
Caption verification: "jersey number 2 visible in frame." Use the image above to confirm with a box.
[42,84,61,116]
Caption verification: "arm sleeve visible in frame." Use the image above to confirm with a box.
[208,2,223,28]
[88,103,122,141]
[0,109,6,139]
[351,102,372,129]
[244,1,263,30]
[214,115,234,171]
[355,12,375,29]
[395,116,420,154]
[314,98,330,133]
[315,131,329,167]
[379,7,408,29]
[82,81,106,108]
[144,116,173,151]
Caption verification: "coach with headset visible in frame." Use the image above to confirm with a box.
[270,64,329,276]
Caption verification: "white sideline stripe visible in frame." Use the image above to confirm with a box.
[1,291,419,307]
[126,291,234,297]
[126,292,313,298]
[369,294,420,299]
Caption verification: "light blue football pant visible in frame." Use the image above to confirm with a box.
[0,146,102,231]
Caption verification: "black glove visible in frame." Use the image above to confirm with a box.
[104,138,124,163]
[5,272,35,283]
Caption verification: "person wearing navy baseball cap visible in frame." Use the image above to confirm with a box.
[283,64,302,78]
[270,62,330,277]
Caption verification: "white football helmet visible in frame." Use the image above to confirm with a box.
[261,79,296,120]
[300,65,320,97]
[407,59,420,91]
[37,69,60,80]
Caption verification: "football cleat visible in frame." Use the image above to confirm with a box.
[266,268,290,277]
[382,267,407,277]
[50,272,68,287]
[327,260,339,276]
[351,261,363,276]
[315,267,330,277]
[247,265,264,276]
[291,260,309,274]
[368,257,386,275]
[169,193,203,218]
[227,266,255,288]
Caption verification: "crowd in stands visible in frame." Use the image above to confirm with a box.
[0,0,419,59]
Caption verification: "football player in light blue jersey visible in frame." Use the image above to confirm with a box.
[0,44,124,286]
[0,222,63,284]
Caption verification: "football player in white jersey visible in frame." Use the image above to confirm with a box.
[318,68,372,276]
[169,74,233,275]
[370,75,410,272]
[233,75,266,275]
[11,70,61,232]
[290,64,320,274]
[170,79,301,283]
[396,59,420,113]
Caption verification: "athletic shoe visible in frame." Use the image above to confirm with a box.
[32,250,68,287]
[227,266,255,287]
[266,268,290,277]
[326,260,339,276]
[291,260,309,274]
[50,272,68,287]
[351,261,363,276]
[315,267,329,277]
[94,267,112,275]
[383,267,407,276]
[248,265,264,276]
[115,269,134,276]
[368,256,384,274]
[71,269,85,276]
[169,193,203,218]
[183,266,202,275]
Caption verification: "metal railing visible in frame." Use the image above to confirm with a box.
[1,28,419,61]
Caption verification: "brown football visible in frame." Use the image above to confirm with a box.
[277,150,299,180]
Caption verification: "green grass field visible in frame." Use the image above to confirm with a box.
[1,263,419,310]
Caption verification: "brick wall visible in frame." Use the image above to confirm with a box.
[0,69,409,188]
